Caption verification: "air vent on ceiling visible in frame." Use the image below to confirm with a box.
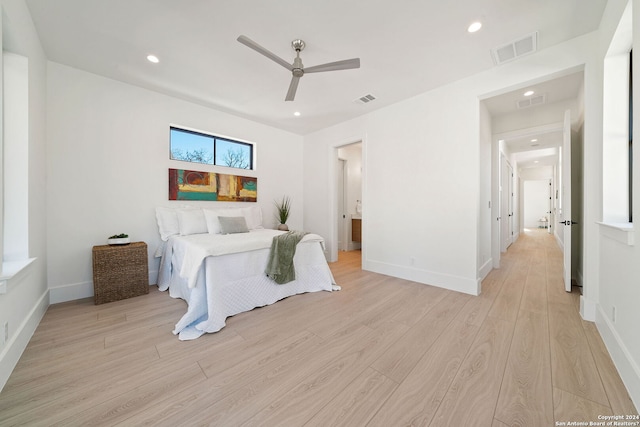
[491,32,538,65]
[516,94,546,109]
[355,94,377,104]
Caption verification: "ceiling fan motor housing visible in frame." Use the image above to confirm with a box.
[291,39,306,52]
[292,57,304,77]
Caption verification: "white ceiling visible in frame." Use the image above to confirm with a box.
[484,70,584,169]
[482,72,584,117]
[24,0,607,135]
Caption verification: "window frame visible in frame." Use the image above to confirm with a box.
[629,49,633,222]
[169,126,255,170]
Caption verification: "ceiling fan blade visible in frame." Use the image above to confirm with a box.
[285,76,300,101]
[304,58,360,74]
[237,35,293,71]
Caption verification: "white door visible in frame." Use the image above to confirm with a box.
[560,109,573,292]
[337,159,347,251]
[508,163,514,244]
[548,179,553,234]
[500,154,513,251]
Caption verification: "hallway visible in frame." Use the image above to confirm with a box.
[488,228,637,425]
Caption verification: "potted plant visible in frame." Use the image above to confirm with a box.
[274,196,291,231]
[108,233,130,245]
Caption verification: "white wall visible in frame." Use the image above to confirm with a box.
[493,98,581,135]
[305,87,481,295]
[304,31,601,297]
[0,0,49,392]
[593,0,640,410]
[478,102,493,279]
[523,180,550,228]
[519,165,554,234]
[46,62,305,303]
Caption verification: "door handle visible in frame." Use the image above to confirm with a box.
[559,220,578,225]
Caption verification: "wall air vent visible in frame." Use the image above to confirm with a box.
[516,94,546,109]
[355,94,377,104]
[491,32,538,65]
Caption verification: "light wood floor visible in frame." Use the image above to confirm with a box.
[0,230,637,426]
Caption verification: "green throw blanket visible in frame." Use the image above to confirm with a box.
[265,231,308,284]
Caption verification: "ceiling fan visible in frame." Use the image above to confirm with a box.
[237,35,360,102]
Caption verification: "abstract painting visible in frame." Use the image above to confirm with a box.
[169,168,257,202]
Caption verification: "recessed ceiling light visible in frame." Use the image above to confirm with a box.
[147,54,159,63]
[293,111,301,117]
[467,22,482,33]
[524,90,535,96]
[534,160,539,163]
[531,138,538,142]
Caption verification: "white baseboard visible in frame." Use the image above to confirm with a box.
[596,305,640,411]
[347,242,362,251]
[0,289,49,392]
[479,258,493,282]
[580,295,597,322]
[49,280,93,304]
[364,259,480,296]
[49,269,159,304]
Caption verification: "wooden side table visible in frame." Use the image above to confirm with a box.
[92,241,149,305]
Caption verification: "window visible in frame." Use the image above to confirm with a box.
[629,49,633,222]
[602,40,632,223]
[170,127,254,170]
[3,52,29,262]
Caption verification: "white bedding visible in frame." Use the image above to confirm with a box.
[158,229,336,340]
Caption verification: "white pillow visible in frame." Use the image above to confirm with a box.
[155,207,180,241]
[177,209,208,235]
[203,208,222,234]
[241,205,263,230]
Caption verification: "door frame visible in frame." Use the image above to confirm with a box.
[500,154,515,252]
[337,158,348,251]
[560,109,573,292]
[328,138,365,263]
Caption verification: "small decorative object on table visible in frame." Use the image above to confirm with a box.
[275,195,291,231]
[107,233,130,245]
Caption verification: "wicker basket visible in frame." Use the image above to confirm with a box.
[92,241,149,305]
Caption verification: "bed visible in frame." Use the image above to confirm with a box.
[155,206,337,340]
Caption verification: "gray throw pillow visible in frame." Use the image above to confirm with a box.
[218,216,250,234]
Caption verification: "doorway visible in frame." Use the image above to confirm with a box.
[523,179,552,230]
[336,142,363,253]
[482,69,584,286]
